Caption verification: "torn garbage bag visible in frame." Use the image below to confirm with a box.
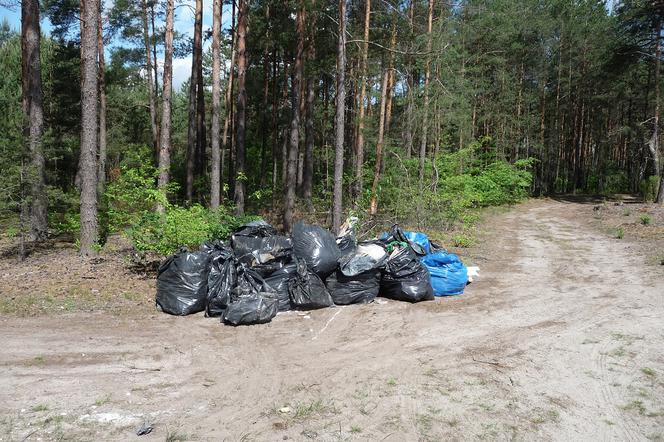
[206,247,236,317]
[420,252,468,296]
[222,265,278,325]
[292,221,341,278]
[380,245,434,302]
[156,249,211,315]
[264,262,297,311]
[289,258,333,309]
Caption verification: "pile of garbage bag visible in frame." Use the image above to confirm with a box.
[156,219,470,325]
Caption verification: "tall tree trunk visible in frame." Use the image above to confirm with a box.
[97,9,107,196]
[157,0,174,213]
[259,45,270,189]
[78,0,100,256]
[142,0,159,160]
[21,0,47,241]
[369,63,390,216]
[186,0,203,202]
[210,0,222,209]
[303,76,315,210]
[150,3,158,95]
[302,9,317,210]
[404,0,415,159]
[418,0,433,185]
[284,2,306,232]
[332,0,347,232]
[652,17,663,203]
[234,0,248,215]
[221,0,237,201]
[353,0,370,202]
[195,9,206,181]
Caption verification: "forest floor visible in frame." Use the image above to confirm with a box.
[1,197,663,441]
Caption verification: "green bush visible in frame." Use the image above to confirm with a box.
[128,204,244,256]
[105,150,250,255]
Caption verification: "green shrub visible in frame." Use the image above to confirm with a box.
[640,215,652,226]
[127,204,244,256]
[104,155,249,255]
[615,227,624,239]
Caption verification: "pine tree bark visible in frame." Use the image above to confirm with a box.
[186,0,204,202]
[97,9,107,196]
[369,63,389,216]
[303,76,315,210]
[210,0,222,209]
[222,1,237,200]
[284,1,306,231]
[78,0,100,256]
[142,0,159,160]
[195,13,206,181]
[157,0,174,212]
[652,17,663,203]
[332,0,347,232]
[302,10,317,210]
[418,0,433,185]
[352,0,370,202]
[21,0,48,241]
[234,0,248,215]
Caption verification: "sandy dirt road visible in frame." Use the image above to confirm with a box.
[1,198,663,441]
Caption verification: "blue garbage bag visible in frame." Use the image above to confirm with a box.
[420,252,468,296]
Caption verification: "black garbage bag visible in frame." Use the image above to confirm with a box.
[327,242,387,305]
[326,270,380,305]
[264,262,297,311]
[288,258,333,309]
[232,235,292,264]
[156,249,211,315]
[223,292,279,325]
[380,246,434,302]
[380,224,428,256]
[200,239,228,254]
[206,247,237,317]
[292,221,341,278]
[233,220,278,238]
[222,265,279,325]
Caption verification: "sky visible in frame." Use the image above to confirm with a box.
[0,0,230,90]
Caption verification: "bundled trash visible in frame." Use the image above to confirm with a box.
[264,263,298,311]
[380,242,434,302]
[156,248,211,315]
[222,265,279,325]
[155,219,472,325]
[420,252,468,296]
[292,221,341,278]
[327,242,387,305]
[288,257,334,309]
[206,245,236,317]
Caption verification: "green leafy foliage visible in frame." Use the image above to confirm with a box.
[369,140,534,231]
[104,149,249,255]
